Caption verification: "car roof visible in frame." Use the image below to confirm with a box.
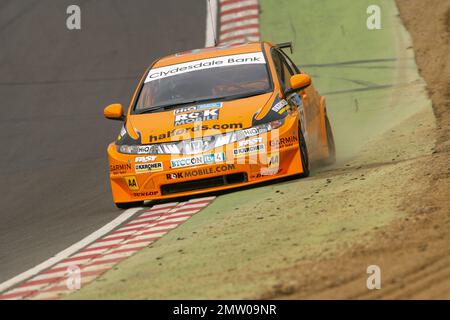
[153,42,273,68]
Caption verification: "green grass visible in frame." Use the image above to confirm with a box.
[260,0,427,158]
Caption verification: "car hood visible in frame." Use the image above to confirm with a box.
[127,92,286,144]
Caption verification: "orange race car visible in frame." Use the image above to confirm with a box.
[103,42,335,208]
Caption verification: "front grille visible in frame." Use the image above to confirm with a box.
[161,172,247,195]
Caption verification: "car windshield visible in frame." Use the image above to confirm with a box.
[134,52,271,113]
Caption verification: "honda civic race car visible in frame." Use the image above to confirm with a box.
[104,42,335,208]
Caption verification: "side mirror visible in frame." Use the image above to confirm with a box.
[285,74,311,95]
[104,103,124,121]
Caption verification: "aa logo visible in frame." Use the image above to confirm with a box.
[66,5,81,30]
[125,176,139,190]
[66,265,81,291]
[366,5,381,30]
[366,265,381,290]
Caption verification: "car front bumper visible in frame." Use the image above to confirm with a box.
[107,119,305,204]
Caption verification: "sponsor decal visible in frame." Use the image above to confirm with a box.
[270,136,298,148]
[184,138,213,154]
[166,164,236,180]
[124,176,139,190]
[174,102,222,115]
[149,123,243,143]
[110,163,132,175]
[252,96,289,126]
[115,128,142,146]
[135,145,155,154]
[117,125,127,141]
[233,144,265,156]
[135,162,163,173]
[271,99,288,114]
[145,52,266,83]
[261,153,280,176]
[260,167,280,176]
[133,191,158,197]
[268,154,279,168]
[238,137,263,147]
[174,108,219,126]
[171,152,226,169]
[241,127,268,138]
[135,156,157,163]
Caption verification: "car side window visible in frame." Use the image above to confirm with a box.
[280,50,300,74]
[280,55,294,88]
[271,49,292,90]
[271,49,284,89]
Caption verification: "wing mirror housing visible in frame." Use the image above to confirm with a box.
[104,103,125,121]
[285,74,311,95]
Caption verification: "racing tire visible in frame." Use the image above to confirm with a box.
[298,128,310,178]
[115,201,144,209]
[322,115,336,165]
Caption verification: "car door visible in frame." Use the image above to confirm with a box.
[272,49,308,137]
[278,49,322,144]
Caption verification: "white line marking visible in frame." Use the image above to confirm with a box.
[169,209,199,215]
[88,238,124,247]
[32,271,68,282]
[205,0,218,47]
[124,216,160,225]
[105,229,138,237]
[144,224,178,232]
[97,252,134,260]
[188,196,216,203]
[135,210,167,217]
[125,234,159,242]
[114,243,148,251]
[221,27,260,39]
[165,211,197,218]
[220,18,259,31]
[53,259,93,269]
[221,9,259,22]
[221,0,257,11]
[83,264,115,273]
[177,203,209,210]
[150,202,178,210]
[165,216,192,223]
[69,249,105,258]
[28,292,60,300]
[6,284,47,294]
[0,207,142,293]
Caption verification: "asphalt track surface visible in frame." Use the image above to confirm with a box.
[0,0,206,282]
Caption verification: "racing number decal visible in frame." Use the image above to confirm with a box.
[124,176,139,190]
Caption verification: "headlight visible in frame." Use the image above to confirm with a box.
[116,118,285,155]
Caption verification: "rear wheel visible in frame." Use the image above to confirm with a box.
[322,115,336,165]
[298,127,310,178]
[115,201,144,209]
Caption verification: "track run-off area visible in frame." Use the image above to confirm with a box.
[2,0,448,299]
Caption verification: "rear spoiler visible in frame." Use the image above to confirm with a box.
[276,42,293,54]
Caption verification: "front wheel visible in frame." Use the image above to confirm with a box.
[298,127,310,178]
[115,201,144,209]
